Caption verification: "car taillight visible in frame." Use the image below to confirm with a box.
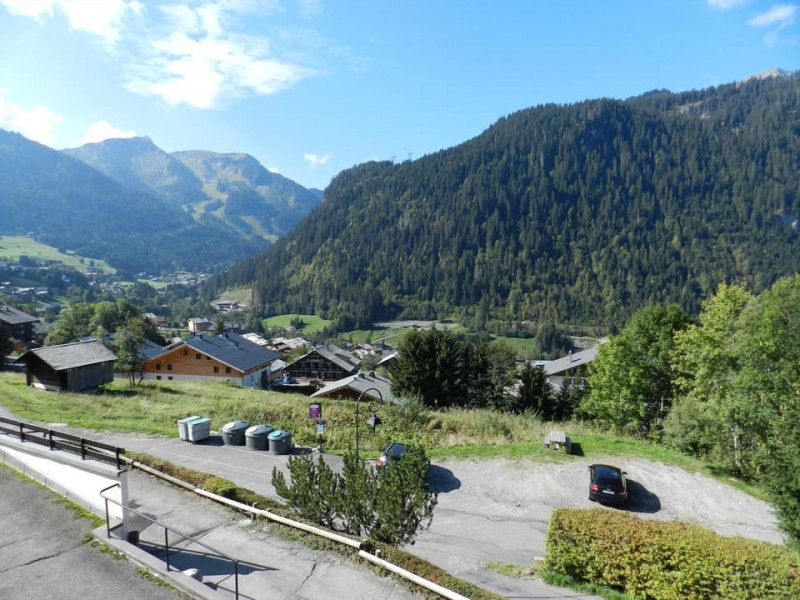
[620,489,627,496]
[376,457,386,467]
[590,483,598,491]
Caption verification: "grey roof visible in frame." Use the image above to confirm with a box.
[107,333,164,360]
[311,371,396,404]
[538,343,604,376]
[178,332,280,372]
[303,343,359,372]
[21,340,117,371]
[0,304,38,325]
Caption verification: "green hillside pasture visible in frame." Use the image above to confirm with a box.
[263,313,331,333]
[212,288,253,306]
[0,235,115,274]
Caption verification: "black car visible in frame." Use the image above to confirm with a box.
[376,442,407,470]
[588,464,628,506]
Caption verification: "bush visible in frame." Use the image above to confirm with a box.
[272,448,437,547]
[545,508,800,600]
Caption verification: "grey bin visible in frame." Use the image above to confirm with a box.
[268,429,293,455]
[187,417,211,443]
[177,415,200,441]
[245,424,274,451]
[221,420,250,446]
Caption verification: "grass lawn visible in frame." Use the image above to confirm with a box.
[263,314,331,333]
[212,288,253,306]
[0,235,115,274]
[0,372,766,500]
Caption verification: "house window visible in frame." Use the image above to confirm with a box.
[225,367,231,374]
[168,376,173,380]
[156,364,161,371]
[214,366,219,373]
[206,356,211,360]
[167,364,172,371]
[183,349,188,355]
[156,375,162,380]
[196,353,201,360]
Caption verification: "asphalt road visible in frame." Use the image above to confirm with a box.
[0,465,189,600]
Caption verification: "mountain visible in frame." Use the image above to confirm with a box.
[206,71,800,332]
[63,139,321,244]
[0,130,261,274]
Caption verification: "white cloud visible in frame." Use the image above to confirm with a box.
[299,0,323,19]
[748,4,797,27]
[0,0,141,41]
[707,0,750,10]
[304,152,330,167]
[0,92,63,145]
[79,121,138,145]
[124,3,319,109]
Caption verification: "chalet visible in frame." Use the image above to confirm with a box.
[310,371,397,404]
[533,342,605,390]
[285,343,359,381]
[187,317,216,334]
[141,332,280,387]
[17,340,117,392]
[0,303,38,345]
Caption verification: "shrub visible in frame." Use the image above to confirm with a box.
[545,508,800,600]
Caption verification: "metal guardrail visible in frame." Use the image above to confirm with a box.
[100,483,240,599]
[0,416,125,469]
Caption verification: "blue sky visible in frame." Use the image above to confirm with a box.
[0,1,797,190]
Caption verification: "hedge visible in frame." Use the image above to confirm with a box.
[545,508,800,600]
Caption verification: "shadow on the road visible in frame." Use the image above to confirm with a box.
[625,479,661,513]
[427,464,461,493]
[137,541,275,576]
[196,435,225,447]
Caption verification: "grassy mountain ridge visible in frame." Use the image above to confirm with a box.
[63,138,321,245]
[0,130,261,274]
[206,73,800,330]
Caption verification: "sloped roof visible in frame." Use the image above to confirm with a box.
[174,332,279,372]
[21,340,117,371]
[0,304,38,326]
[311,371,396,404]
[537,342,605,376]
[301,343,359,372]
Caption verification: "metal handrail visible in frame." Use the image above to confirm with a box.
[100,483,239,599]
[0,416,124,468]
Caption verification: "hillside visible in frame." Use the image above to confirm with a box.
[63,139,321,244]
[0,129,262,274]
[207,72,800,331]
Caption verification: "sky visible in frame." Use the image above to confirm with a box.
[0,1,797,191]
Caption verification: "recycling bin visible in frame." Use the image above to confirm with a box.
[221,420,250,446]
[187,417,211,442]
[268,429,292,455]
[245,424,274,450]
[177,415,200,441]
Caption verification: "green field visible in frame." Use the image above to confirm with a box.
[263,314,332,333]
[0,372,765,500]
[212,288,253,306]
[0,236,115,274]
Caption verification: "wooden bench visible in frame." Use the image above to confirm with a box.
[544,430,571,454]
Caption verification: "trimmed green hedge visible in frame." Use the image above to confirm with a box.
[545,508,800,600]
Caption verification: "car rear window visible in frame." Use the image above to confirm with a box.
[595,467,621,485]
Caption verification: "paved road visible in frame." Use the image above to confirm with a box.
[0,465,189,600]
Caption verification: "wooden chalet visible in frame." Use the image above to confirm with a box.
[285,343,359,381]
[142,332,280,387]
[18,340,117,392]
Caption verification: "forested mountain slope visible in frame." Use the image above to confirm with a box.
[206,73,800,331]
[0,130,259,274]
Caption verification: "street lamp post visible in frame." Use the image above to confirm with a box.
[355,387,383,460]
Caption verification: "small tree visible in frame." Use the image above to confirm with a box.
[112,318,148,385]
[272,447,437,547]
